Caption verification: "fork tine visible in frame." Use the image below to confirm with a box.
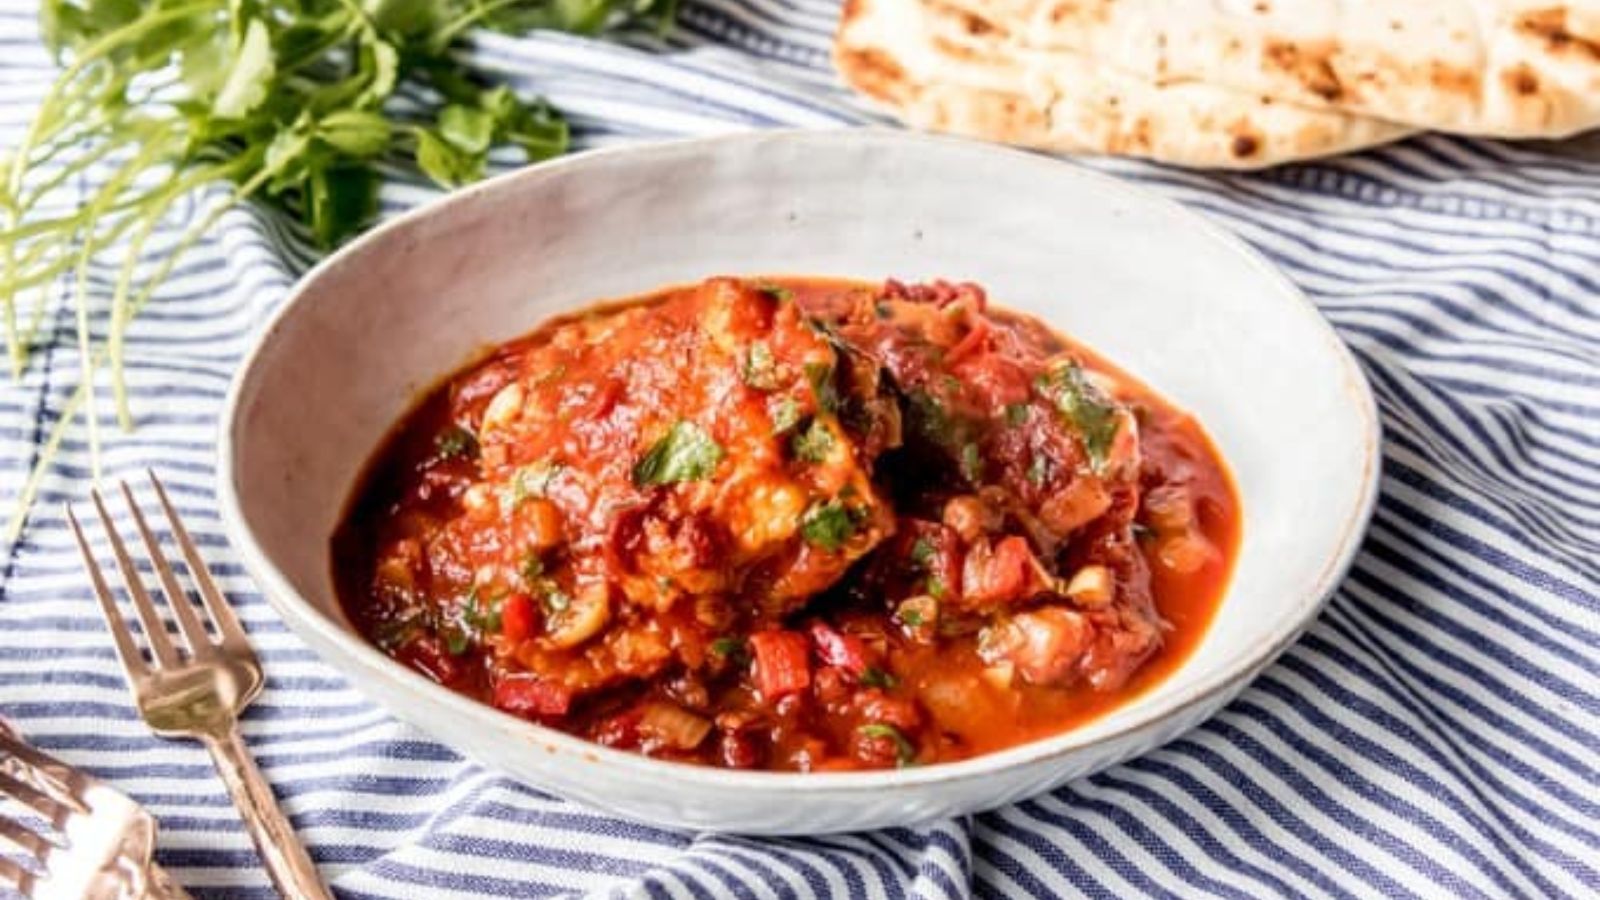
[0,855,35,892]
[90,487,180,669]
[66,504,149,681]
[0,771,66,825]
[121,480,213,656]
[0,815,53,863]
[148,471,250,651]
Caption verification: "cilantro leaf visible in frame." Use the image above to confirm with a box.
[1036,363,1121,473]
[857,723,917,767]
[742,341,780,391]
[801,500,859,551]
[435,424,478,460]
[805,362,839,415]
[211,19,275,119]
[791,419,835,463]
[634,421,725,486]
[771,397,802,435]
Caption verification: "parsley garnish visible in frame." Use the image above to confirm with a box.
[710,636,750,666]
[633,421,725,486]
[926,575,947,600]
[857,723,917,767]
[1004,404,1030,427]
[1036,362,1121,473]
[805,362,840,415]
[757,282,793,302]
[801,500,859,551]
[910,538,935,567]
[742,341,780,391]
[860,667,898,689]
[771,398,802,435]
[502,461,561,509]
[520,552,545,585]
[791,419,835,463]
[435,425,478,460]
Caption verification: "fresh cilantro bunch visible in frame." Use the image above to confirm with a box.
[0,0,673,540]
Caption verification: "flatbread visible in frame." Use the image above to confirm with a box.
[940,0,1600,138]
[834,0,1413,167]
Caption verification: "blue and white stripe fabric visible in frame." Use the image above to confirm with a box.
[2,1,1597,896]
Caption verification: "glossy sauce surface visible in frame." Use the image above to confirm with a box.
[334,277,1240,770]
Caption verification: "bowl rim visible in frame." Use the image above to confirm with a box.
[217,127,1382,794]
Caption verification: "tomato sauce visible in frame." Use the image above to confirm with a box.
[333,277,1239,771]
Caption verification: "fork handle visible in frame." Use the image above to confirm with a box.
[202,729,333,900]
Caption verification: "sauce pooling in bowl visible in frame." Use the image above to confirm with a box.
[333,277,1239,770]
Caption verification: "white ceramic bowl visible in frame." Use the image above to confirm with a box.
[219,129,1379,835]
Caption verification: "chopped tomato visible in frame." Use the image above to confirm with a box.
[749,630,812,700]
[501,593,536,642]
[493,675,573,719]
[808,621,870,676]
[396,635,463,686]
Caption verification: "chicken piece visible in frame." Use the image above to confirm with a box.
[422,278,898,700]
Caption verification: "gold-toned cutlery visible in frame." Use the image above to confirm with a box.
[66,472,332,900]
[0,719,189,899]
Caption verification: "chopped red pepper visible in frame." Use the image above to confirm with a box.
[749,630,812,700]
[500,593,536,642]
[396,635,463,686]
[808,621,870,676]
[493,674,573,719]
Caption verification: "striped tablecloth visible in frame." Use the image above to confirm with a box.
[1,2,1596,897]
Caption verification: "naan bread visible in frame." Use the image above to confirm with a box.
[834,0,1413,167]
[940,0,1600,138]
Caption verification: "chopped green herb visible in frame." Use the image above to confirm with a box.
[1004,403,1030,427]
[860,667,898,689]
[757,282,793,302]
[444,628,471,656]
[874,301,892,319]
[543,590,572,614]
[791,419,835,463]
[710,636,749,667]
[959,443,984,482]
[463,589,502,633]
[1027,454,1051,487]
[373,615,421,652]
[926,575,947,600]
[857,723,917,767]
[502,461,561,509]
[435,425,477,459]
[801,500,859,551]
[804,362,840,415]
[1036,362,1121,473]
[909,538,936,567]
[520,551,545,585]
[741,341,780,391]
[898,606,925,628]
[771,397,802,435]
[633,421,725,486]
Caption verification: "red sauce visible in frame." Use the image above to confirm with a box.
[333,277,1240,771]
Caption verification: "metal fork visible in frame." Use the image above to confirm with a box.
[0,719,190,899]
[66,472,331,900]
